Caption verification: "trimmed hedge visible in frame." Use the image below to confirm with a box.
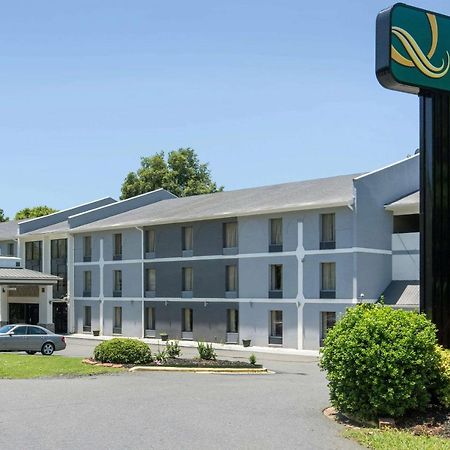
[320,304,442,420]
[94,338,152,365]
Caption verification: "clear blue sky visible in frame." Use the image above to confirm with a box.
[1,0,447,218]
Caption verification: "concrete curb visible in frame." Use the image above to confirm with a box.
[129,366,270,374]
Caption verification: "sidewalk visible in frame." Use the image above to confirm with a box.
[68,333,320,357]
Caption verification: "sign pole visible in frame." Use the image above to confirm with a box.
[420,92,450,347]
[377,4,450,347]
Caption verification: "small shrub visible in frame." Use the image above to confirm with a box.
[320,304,441,420]
[249,354,257,366]
[94,338,152,365]
[166,340,181,358]
[154,349,169,364]
[435,346,450,408]
[197,341,217,360]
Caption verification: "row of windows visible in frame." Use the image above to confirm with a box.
[82,307,336,346]
[82,262,337,298]
[81,213,337,260]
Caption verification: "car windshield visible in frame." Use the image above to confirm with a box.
[0,325,14,334]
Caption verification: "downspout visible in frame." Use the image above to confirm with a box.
[136,227,145,338]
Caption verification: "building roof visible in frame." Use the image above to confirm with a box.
[385,191,419,215]
[0,221,19,241]
[0,268,61,285]
[70,173,361,232]
[382,281,419,308]
[20,220,69,236]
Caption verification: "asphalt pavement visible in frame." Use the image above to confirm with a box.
[0,338,360,450]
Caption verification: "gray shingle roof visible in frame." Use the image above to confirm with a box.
[0,268,61,285]
[71,173,361,232]
[0,221,19,241]
[382,281,419,308]
[386,191,419,208]
[21,220,69,236]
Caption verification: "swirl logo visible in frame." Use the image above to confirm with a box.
[392,13,450,79]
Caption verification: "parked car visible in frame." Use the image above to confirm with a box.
[0,324,66,355]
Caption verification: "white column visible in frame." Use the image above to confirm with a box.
[0,287,7,324]
[99,238,104,335]
[296,220,306,350]
[67,234,75,333]
[138,227,145,338]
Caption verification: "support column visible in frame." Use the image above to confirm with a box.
[420,93,450,347]
[0,287,8,325]
[67,235,75,333]
[296,220,305,350]
[99,238,104,335]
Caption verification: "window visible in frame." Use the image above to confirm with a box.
[146,268,156,292]
[7,243,14,256]
[83,236,92,261]
[28,326,47,335]
[25,241,42,271]
[320,312,336,346]
[13,326,28,336]
[182,308,193,333]
[113,270,122,296]
[83,306,92,332]
[83,271,92,296]
[182,267,193,292]
[113,307,122,334]
[223,222,238,248]
[226,265,237,292]
[227,309,239,333]
[320,262,336,299]
[270,218,283,251]
[113,233,122,260]
[144,307,155,331]
[269,310,283,344]
[145,229,156,253]
[269,264,283,298]
[51,239,67,259]
[182,226,193,252]
[320,213,336,249]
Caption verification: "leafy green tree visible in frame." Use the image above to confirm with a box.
[120,148,223,199]
[0,209,8,222]
[15,206,58,220]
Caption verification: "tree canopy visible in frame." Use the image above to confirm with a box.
[120,148,223,200]
[0,209,8,222]
[15,206,58,220]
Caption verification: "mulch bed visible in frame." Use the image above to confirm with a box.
[146,358,262,369]
[395,407,450,439]
[327,405,450,439]
[83,357,262,369]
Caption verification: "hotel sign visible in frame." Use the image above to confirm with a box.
[376,3,450,94]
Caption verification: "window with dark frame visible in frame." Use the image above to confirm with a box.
[113,270,122,296]
[182,308,193,332]
[146,268,156,292]
[113,306,122,334]
[269,310,283,344]
[269,218,283,251]
[182,267,193,292]
[83,236,92,261]
[83,271,92,296]
[223,222,238,248]
[113,233,122,260]
[182,226,193,251]
[320,311,336,346]
[7,243,14,256]
[83,306,92,332]
[227,309,239,333]
[320,262,336,299]
[269,264,283,298]
[145,307,155,330]
[145,229,156,253]
[226,265,237,292]
[320,213,336,249]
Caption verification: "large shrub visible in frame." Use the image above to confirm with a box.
[94,338,152,365]
[436,346,450,408]
[320,304,442,420]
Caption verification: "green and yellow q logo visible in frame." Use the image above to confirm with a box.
[392,13,450,78]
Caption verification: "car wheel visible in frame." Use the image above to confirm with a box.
[41,342,55,356]
[26,351,36,355]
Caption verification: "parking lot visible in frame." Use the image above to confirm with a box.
[0,338,359,450]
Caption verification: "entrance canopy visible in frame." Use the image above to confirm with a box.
[0,268,61,286]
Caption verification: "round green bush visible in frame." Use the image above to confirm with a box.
[320,304,442,420]
[94,338,152,365]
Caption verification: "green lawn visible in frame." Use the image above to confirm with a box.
[0,353,122,379]
[344,428,450,450]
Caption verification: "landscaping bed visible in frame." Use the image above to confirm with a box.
[143,357,262,369]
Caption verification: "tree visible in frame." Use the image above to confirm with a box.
[15,206,58,220]
[0,209,8,222]
[120,148,223,199]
